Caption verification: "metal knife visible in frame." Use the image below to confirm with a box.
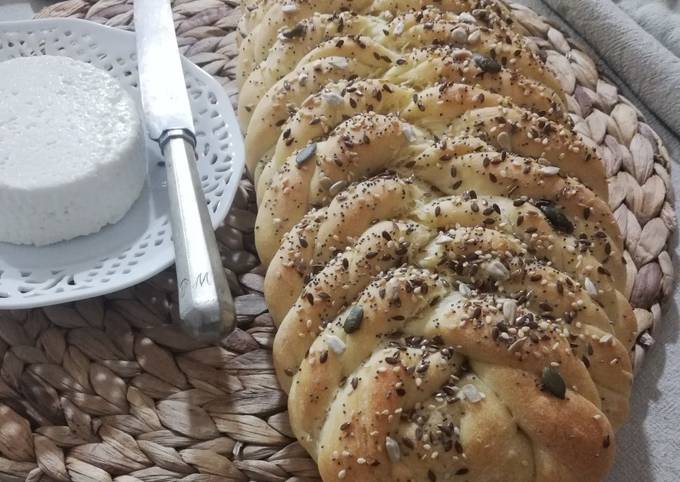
[134,0,235,340]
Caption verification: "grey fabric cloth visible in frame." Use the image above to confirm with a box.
[512,3,680,481]
[538,0,680,140]
[615,0,680,58]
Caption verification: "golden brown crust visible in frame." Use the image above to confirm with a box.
[239,2,630,481]
[256,119,619,264]
[238,1,519,83]
[445,106,608,200]
[253,85,597,205]
[472,363,615,482]
[242,44,566,175]
[283,264,620,482]
[264,175,635,348]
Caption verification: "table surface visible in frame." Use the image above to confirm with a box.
[0,2,678,481]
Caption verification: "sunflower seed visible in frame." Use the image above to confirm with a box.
[452,27,467,44]
[321,91,344,106]
[326,335,346,355]
[539,165,560,176]
[401,123,417,142]
[496,131,511,149]
[502,299,517,322]
[281,4,298,13]
[508,337,527,352]
[458,12,476,23]
[484,259,510,280]
[295,143,317,167]
[435,233,453,245]
[584,277,598,298]
[328,56,349,69]
[458,282,472,297]
[459,384,483,403]
[385,436,401,463]
[330,180,348,196]
[467,29,481,44]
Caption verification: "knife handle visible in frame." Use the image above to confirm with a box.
[159,128,235,341]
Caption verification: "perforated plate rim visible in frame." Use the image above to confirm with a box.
[0,18,245,309]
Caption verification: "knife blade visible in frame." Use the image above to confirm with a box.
[134,0,235,340]
[134,0,194,140]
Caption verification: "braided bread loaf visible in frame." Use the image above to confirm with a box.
[238,2,633,481]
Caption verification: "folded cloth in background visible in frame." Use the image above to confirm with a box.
[534,0,680,141]
[615,0,680,58]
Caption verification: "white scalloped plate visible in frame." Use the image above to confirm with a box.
[0,18,244,309]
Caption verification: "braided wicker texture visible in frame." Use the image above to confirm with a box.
[0,1,672,481]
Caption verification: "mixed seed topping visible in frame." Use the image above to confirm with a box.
[242,1,623,480]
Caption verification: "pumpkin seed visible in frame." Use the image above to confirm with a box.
[343,305,364,334]
[541,367,566,399]
[295,142,316,167]
[282,23,306,39]
[472,53,501,73]
[502,299,517,322]
[537,202,574,233]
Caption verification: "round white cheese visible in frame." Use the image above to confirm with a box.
[0,55,146,246]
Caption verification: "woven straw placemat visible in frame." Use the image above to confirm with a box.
[0,1,673,481]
